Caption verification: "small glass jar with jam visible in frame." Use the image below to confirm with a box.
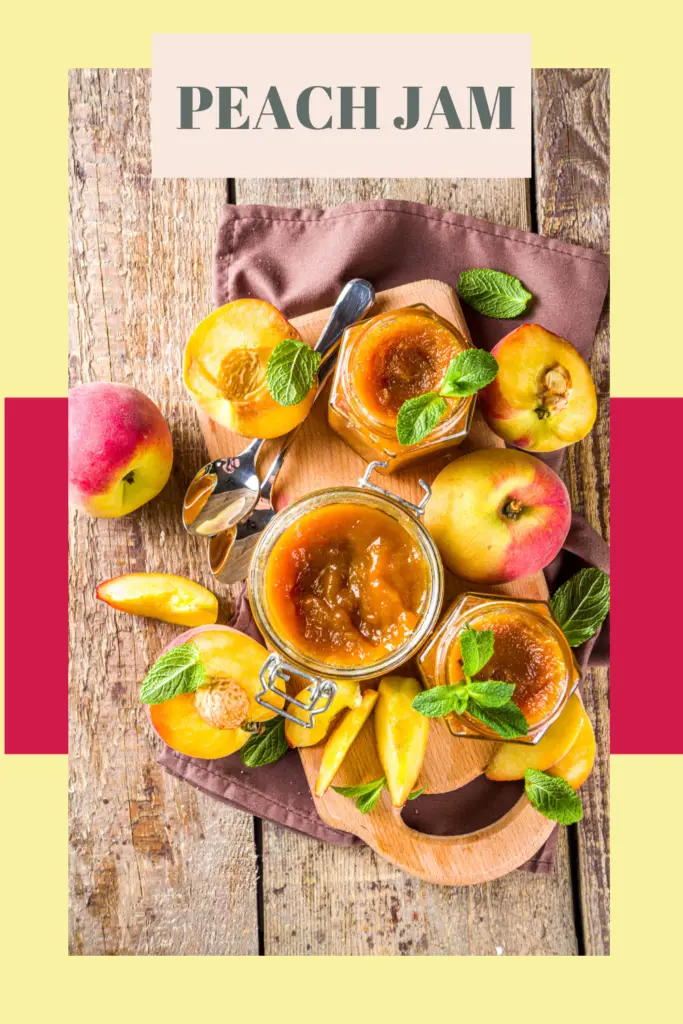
[417,592,580,744]
[248,465,444,727]
[328,304,476,473]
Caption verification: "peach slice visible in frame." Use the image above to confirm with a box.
[479,324,597,452]
[97,573,218,627]
[147,625,284,759]
[375,676,429,806]
[315,689,379,796]
[183,298,317,439]
[484,692,584,781]
[548,704,596,789]
[285,680,362,748]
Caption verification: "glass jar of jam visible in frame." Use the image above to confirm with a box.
[417,592,580,745]
[248,468,444,726]
[328,304,476,473]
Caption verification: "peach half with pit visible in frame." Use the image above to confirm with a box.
[479,324,597,452]
[147,625,284,759]
[69,382,173,518]
[183,298,316,439]
[424,448,571,584]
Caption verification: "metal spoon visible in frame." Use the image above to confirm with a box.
[182,278,376,537]
[207,352,339,584]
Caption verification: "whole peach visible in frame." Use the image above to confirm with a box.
[424,448,571,584]
[69,381,173,517]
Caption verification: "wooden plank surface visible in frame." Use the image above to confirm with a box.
[68,67,609,956]
[68,69,258,955]
[534,68,611,956]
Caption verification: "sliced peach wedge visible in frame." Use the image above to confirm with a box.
[548,704,596,790]
[147,625,284,759]
[285,680,362,749]
[375,676,429,807]
[315,689,379,796]
[485,692,583,781]
[97,573,218,627]
[183,298,317,439]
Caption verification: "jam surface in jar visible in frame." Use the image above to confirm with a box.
[351,309,464,428]
[265,503,428,667]
[448,609,568,727]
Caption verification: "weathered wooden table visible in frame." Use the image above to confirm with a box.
[68,68,609,956]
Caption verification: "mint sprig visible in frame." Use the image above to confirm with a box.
[396,393,447,446]
[412,626,528,739]
[407,787,426,800]
[332,777,386,814]
[440,349,499,398]
[241,716,289,767]
[525,768,583,824]
[266,338,321,407]
[550,568,610,648]
[139,642,205,705]
[396,349,498,446]
[457,269,533,319]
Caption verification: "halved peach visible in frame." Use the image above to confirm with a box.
[479,324,597,452]
[285,680,362,748]
[147,625,283,759]
[484,692,584,781]
[548,704,596,789]
[183,298,316,438]
[97,573,218,627]
[315,689,379,795]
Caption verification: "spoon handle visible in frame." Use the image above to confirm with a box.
[312,278,375,360]
[260,279,375,500]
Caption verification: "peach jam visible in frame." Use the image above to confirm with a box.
[417,593,580,744]
[249,487,444,681]
[329,304,476,472]
[264,503,428,667]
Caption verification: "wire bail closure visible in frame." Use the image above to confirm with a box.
[256,653,338,728]
[358,461,431,516]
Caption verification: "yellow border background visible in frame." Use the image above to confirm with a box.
[2,1,681,1012]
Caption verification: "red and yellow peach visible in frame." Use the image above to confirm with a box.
[69,382,173,517]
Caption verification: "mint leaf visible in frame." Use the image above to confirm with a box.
[240,716,288,767]
[266,338,321,407]
[139,642,205,705]
[550,568,610,648]
[412,684,466,718]
[407,787,426,800]
[333,777,386,814]
[439,349,499,398]
[525,768,583,825]
[467,681,516,709]
[468,700,528,739]
[457,269,532,319]
[459,625,494,677]
[396,392,448,446]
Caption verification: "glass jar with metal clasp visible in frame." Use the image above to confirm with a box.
[247,461,444,729]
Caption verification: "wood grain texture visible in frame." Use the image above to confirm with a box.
[235,176,579,953]
[534,68,610,956]
[68,68,258,955]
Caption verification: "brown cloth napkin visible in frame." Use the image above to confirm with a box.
[160,200,610,876]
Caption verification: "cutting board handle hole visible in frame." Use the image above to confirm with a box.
[400,777,523,837]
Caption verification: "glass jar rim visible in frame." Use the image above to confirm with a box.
[339,304,474,443]
[433,593,579,740]
[248,485,444,681]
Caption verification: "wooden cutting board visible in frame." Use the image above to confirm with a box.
[195,279,555,885]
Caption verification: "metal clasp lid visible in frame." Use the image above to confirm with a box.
[358,461,431,517]
[256,653,338,728]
